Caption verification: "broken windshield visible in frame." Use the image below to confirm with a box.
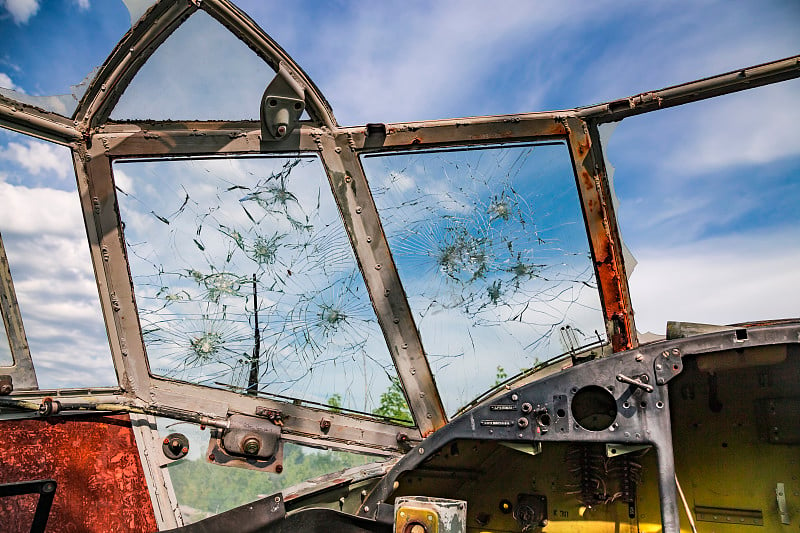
[114,155,400,415]
[362,142,606,414]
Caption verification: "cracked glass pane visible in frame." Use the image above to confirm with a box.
[115,156,398,414]
[0,128,116,388]
[363,142,606,414]
[0,1,132,116]
[110,9,274,121]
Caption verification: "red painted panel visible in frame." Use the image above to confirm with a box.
[0,413,158,532]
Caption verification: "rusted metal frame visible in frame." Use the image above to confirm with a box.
[200,0,336,129]
[0,232,38,390]
[147,380,409,455]
[77,0,198,128]
[76,148,149,391]
[564,116,636,352]
[0,381,411,454]
[91,109,570,158]
[577,54,800,124]
[0,97,81,146]
[0,389,122,422]
[344,111,569,151]
[93,121,321,158]
[316,132,448,437]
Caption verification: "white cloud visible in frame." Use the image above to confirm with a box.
[666,82,800,173]
[112,167,134,195]
[0,182,84,237]
[303,1,612,125]
[74,0,89,10]
[0,181,115,388]
[1,0,39,24]
[0,72,21,91]
[629,229,800,335]
[0,139,72,179]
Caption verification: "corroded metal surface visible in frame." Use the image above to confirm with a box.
[0,413,158,532]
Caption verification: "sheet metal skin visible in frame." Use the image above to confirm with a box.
[0,413,158,532]
[0,0,797,470]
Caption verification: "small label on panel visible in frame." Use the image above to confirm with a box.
[490,404,517,411]
[480,420,514,427]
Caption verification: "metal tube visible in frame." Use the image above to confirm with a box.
[577,55,800,123]
[656,441,681,533]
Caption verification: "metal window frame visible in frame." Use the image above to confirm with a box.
[0,0,796,457]
[0,231,39,390]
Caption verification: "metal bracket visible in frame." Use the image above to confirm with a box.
[260,63,305,140]
[606,443,650,457]
[162,432,190,460]
[207,414,284,472]
[694,506,763,526]
[654,347,683,385]
[0,375,12,395]
[777,483,790,525]
[394,496,467,533]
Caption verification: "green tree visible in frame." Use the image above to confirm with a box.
[494,365,508,386]
[326,393,342,413]
[372,377,412,423]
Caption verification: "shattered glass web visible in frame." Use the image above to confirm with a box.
[363,142,606,414]
[115,156,397,413]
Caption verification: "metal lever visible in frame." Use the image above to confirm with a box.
[616,374,654,393]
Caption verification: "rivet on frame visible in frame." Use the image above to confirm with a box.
[110,292,121,312]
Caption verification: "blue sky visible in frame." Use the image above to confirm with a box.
[0,0,798,399]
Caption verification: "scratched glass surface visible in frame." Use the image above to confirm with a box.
[0,1,140,117]
[114,156,399,413]
[111,9,275,121]
[0,129,116,387]
[363,143,606,414]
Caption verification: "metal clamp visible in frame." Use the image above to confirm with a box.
[260,63,305,140]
